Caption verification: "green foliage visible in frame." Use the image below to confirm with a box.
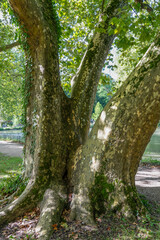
[141,157,160,166]
[94,77,114,107]
[0,172,26,198]
[0,154,27,199]
[124,185,145,217]
[113,0,160,84]
[90,174,115,216]
[0,0,160,121]
[54,0,160,92]
[54,0,102,91]
[0,7,25,121]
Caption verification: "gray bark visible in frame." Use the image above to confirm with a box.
[66,0,127,183]
[70,33,160,222]
[1,0,160,239]
[35,184,66,240]
[71,0,127,144]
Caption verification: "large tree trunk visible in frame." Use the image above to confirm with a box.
[0,0,160,239]
[70,34,160,223]
[0,1,68,239]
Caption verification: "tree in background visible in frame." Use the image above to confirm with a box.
[0,8,24,122]
[0,0,160,240]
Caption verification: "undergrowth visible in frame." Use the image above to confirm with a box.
[0,154,27,199]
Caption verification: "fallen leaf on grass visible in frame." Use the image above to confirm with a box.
[52,224,58,231]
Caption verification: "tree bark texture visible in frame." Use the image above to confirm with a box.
[70,34,160,222]
[0,0,160,239]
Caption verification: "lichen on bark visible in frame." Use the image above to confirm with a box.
[1,1,160,239]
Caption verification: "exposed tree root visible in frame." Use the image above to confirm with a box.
[70,181,147,224]
[70,186,95,225]
[0,177,46,225]
[0,183,28,208]
[35,184,67,240]
[0,191,18,208]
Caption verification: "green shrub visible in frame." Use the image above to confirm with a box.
[0,172,27,199]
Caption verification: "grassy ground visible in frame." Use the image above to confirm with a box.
[51,210,160,240]
[0,155,160,239]
[0,153,23,199]
[141,157,160,166]
[0,137,24,143]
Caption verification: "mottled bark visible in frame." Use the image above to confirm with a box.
[71,34,160,223]
[35,184,66,240]
[1,0,160,239]
[67,0,127,183]
[71,0,127,144]
[0,0,68,236]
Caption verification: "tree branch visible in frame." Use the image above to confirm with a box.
[70,0,127,143]
[0,41,20,52]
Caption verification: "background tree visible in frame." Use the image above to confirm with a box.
[0,7,24,122]
[0,1,160,240]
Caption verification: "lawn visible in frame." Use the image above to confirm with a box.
[0,153,23,199]
[141,157,160,166]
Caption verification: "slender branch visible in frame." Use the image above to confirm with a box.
[0,41,20,52]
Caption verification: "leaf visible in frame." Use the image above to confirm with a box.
[114,29,119,34]
[52,224,58,231]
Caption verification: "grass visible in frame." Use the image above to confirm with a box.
[0,153,26,199]
[51,208,160,240]
[0,136,24,143]
[0,127,23,131]
[141,157,160,166]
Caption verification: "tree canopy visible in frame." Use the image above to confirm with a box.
[0,0,159,120]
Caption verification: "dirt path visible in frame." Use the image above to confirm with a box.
[0,140,23,158]
[136,165,160,204]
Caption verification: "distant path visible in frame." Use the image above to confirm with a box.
[136,165,160,204]
[0,140,23,158]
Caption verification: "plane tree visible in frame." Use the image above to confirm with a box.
[0,0,160,239]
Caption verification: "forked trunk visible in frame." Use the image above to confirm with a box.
[0,0,160,239]
[70,34,160,223]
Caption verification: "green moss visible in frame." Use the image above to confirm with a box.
[89,174,115,217]
[124,185,146,217]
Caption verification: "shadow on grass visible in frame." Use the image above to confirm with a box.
[0,153,23,199]
[0,153,22,178]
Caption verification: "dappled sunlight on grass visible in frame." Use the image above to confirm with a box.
[0,153,23,199]
[0,153,22,178]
